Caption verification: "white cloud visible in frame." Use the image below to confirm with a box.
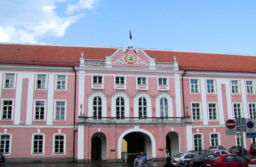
[0,0,98,43]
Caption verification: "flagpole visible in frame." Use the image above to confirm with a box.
[129,29,133,48]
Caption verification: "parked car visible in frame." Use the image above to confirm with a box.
[209,145,226,151]
[188,149,210,155]
[229,146,247,155]
[172,152,199,166]
[214,149,230,155]
[188,153,215,167]
[204,154,253,167]
[0,153,5,163]
[250,143,256,154]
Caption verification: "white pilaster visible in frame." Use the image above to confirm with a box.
[217,80,225,124]
[47,74,54,125]
[26,74,34,125]
[78,71,85,115]
[186,124,193,151]
[174,74,182,117]
[225,80,233,119]
[77,125,84,160]
[200,79,208,125]
[14,74,22,124]
[241,80,248,118]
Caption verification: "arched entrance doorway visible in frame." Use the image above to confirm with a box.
[91,132,107,161]
[166,132,179,156]
[122,132,152,161]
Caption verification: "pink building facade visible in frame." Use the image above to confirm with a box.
[0,44,256,162]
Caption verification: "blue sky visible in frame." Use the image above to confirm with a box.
[0,0,256,55]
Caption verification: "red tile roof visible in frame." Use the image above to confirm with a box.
[0,43,256,73]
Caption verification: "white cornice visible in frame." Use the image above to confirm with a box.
[185,71,256,78]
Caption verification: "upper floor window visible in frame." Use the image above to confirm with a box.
[138,97,147,118]
[115,76,125,85]
[192,103,201,121]
[159,78,167,86]
[34,101,45,120]
[208,103,217,120]
[36,74,46,89]
[1,100,13,120]
[0,134,10,154]
[249,103,256,119]
[137,77,147,86]
[231,80,239,94]
[56,75,66,90]
[246,80,255,94]
[190,79,199,93]
[194,134,202,150]
[93,96,102,119]
[207,80,215,93]
[55,101,66,121]
[210,133,219,146]
[4,73,15,89]
[160,97,168,118]
[54,134,64,154]
[233,103,241,119]
[32,134,44,154]
[116,97,125,119]
[93,76,103,85]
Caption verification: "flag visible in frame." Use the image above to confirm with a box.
[129,29,132,40]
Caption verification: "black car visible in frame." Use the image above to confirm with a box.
[0,153,5,163]
[188,153,215,167]
[229,146,247,155]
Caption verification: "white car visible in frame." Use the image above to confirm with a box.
[172,152,199,166]
[214,149,229,155]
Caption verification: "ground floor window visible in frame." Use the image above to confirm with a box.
[210,133,219,146]
[54,134,64,154]
[194,134,202,150]
[0,134,10,154]
[33,134,44,154]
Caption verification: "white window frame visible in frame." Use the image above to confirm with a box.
[115,76,125,85]
[111,92,129,118]
[1,99,13,120]
[115,96,125,119]
[246,80,255,94]
[233,103,242,119]
[35,74,47,90]
[158,77,168,86]
[191,102,201,121]
[31,133,45,155]
[92,96,102,119]
[3,73,15,89]
[52,133,66,155]
[55,74,67,90]
[114,76,126,90]
[54,100,66,121]
[210,133,220,147]
[137,77,147,86]
[34,100,46,121]
[190,79,200,94]
[231,80,240,94]
[249,103,256,119]
[0,133,12,155]
[193,133,204,150]
[92,75,103,85]
[134,93,152,118]
[208,102,218,121]
[206,79,216,94]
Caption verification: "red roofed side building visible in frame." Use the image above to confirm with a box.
[0,43,256,162]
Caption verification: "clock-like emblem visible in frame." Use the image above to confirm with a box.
[125,54,137,64]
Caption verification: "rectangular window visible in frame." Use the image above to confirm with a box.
[93,76,102,84]
[191,79,199,93]
[56,75,66,90]
[0,134,10,154]
[249,103,256,119]
[4,73,15,88]
[207,80,215,93]
[159,78,167,86]
[192,103,200,120]
[208,103,217,120]
[55,101,65,121]
[115,76,125,85]
[246,81,254,94]
[36,74,46,89]
[1,100,13,120]
[137,77,147,86]
[210,133,219,146]
[33,135,43,154]
[194,134,202,150]
[34,101,45,120]
[233,103,241,119]
[231,80,239,94]
[54,135,64,154]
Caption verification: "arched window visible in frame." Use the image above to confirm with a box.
[0,134,10,154]
[194,134,202,150]
[138,97,147,118]
[116,97,125,119]
[160,97,168,118]
[210,133,219,146]
[93,96,102,119]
